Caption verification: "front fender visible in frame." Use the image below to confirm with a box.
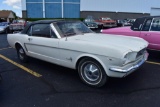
[74,53,118,75]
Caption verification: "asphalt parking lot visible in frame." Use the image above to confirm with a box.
[0,32,160,107]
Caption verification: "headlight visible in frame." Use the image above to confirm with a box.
[122,52,137,65]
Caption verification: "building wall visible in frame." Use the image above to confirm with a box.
[22,0,160,19]
[80,0,160,13]
[23,0,80,18]
[27,3,43,18]
[45,3,62,18]
[80,0,160,19]
[64,3,80,18]
[80,11,150,20]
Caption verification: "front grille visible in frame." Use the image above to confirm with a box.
[136,48,146,58]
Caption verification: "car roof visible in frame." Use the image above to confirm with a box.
[138,16,160,19]
[130,16,160,31]
[21,19,81,34]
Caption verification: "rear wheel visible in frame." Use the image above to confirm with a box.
[78,58,108,87]
[16,46,28,62]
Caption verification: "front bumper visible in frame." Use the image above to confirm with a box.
[109,52,148,77]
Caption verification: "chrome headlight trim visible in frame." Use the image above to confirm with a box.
[123,52,137,65]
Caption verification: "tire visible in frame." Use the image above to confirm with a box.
[17,46,28,63]
[78,58,108,87]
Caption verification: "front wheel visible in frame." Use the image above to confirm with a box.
[17,46,28,62]
[78,58,108,87]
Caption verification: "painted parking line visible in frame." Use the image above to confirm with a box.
[0,54,42,78]
[146,61,160,66]
[0,47,12,51]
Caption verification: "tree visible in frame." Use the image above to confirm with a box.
[12,11,18,19]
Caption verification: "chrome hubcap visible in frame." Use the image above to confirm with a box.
[84,64,100,81]
[19,48,24,60]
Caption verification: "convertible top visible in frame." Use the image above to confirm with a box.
[139,16,160,19]
[21,20,63,34]
[21,19,81,34]
[131,16,160,31]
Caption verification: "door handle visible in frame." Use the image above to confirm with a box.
[28,38,32,41]
[145,34,151,36]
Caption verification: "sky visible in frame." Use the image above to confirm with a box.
[0,0,21,17]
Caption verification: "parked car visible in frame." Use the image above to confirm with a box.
[83,16,102,29]
[124,19,136,26]
[9,19,26,33]
[7,20,148,87]
[95,17,117,28]
[0,22,10,34]
[101,16,160,51]
[116,20,126,27]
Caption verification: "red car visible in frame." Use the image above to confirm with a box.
[95,17,117,28]
[101,16,160,51]
[9,19,26,32]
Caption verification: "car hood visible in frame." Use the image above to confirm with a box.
[104,26,131,31]
[67,33,148,52]
[101,26,132,33]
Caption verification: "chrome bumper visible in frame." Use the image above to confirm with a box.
[109,52,148,73]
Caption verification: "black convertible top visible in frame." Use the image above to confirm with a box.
[21,19,81,34]
[21,20,63,34]
[131,16,160,31]
[139,16,160,19]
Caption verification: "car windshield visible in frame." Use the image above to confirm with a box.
[54,21,93,37]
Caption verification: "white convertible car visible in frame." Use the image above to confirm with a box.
[7,20,149,87]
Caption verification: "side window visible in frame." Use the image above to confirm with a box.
[142,19,152,31]
[150,18,160,31]
[27,24,57,38]
[32,24,51,38]
[131,18,144,31]
[27,26,32,36]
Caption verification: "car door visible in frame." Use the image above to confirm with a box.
[140,18,160,50]
[25,23,60,64]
